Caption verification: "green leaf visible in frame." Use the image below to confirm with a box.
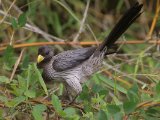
[98,110,108,120]
[113,112,123,120]
[21,54,30,68]
[17,75,26,90]
[127,83,139,102]
[33,64,48,95]
[0,76,10,83]
[145,107,160,119]
[32,104,47,120]
[11,18,18,29]
[141,93,151,101]
[156,81,160,94]
[129,83,138,93]
[52,12,62,36]
[99,89,108,97]
[83,102,92,113]
[0,95,8,102]
[3,45,16,70]
[51,94,62,112]
[123,101,137,114]
[0,108,4,119]
[64,107,76,118]
[18,13,27,27]
[92,84,103,93]
[26,65,32,90]
[79,85,90,101]
[24,90,36,98]
[58,110,66,117]
[5,96,26,107]
[11,86,25,96]
[107,105,120,114]
[27,1,37,17]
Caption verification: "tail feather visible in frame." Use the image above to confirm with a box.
[98,2,143,52]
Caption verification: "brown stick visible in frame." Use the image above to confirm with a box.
[1,40,160,51]
[9,48,25,81]
[147,0,160,39]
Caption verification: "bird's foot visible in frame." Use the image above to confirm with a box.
[67,94,79,105]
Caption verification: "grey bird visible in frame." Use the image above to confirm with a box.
[37,2,143,99]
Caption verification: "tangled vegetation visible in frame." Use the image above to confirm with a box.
[0,0,160,119]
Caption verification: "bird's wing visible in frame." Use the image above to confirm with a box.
[52,47,96,71]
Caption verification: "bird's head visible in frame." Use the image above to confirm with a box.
[37,46,54,66]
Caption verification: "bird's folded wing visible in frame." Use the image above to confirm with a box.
[52,47,96,71]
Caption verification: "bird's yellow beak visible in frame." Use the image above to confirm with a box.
[37,55,44,63]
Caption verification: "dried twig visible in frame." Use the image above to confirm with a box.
[137,101,160,109]
[0,0,16,24]
[147,0,160,39]
[9,48,25,81]
[1,40,160,51]
[73,0,90,42]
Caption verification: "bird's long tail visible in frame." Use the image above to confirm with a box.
[97,2,143,53]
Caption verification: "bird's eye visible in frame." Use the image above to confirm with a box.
[45,51,49,55]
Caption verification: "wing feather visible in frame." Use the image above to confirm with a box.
[52,47,96,71]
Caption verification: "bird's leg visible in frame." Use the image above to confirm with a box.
[65,85,79,104]
[65,86,73,101]
[60,84,72,103]
[68,93,79,105]
[65,78,82,104]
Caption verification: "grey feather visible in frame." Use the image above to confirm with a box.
[52,47,96,72]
